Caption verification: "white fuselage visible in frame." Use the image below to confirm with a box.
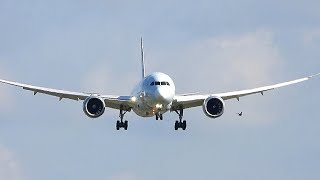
[131,72,175,117]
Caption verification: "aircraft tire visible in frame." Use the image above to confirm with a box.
[175,121,179,130]
[116,121,120,130]
[124,121,128,130]
[182,121,187,130]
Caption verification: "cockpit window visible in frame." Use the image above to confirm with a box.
[150,81,170,86]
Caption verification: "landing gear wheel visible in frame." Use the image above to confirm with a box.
[116,121,120,130]
[156,113,163,120]
[124,121,128,130]
[175,121,179,130]
[182,120,187,130]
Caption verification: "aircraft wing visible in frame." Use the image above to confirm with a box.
[0,79,135,110]
[172,73,320,110]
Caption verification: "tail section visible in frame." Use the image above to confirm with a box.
[141,37,146,80]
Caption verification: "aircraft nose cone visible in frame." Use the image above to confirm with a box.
[155,88,172,103]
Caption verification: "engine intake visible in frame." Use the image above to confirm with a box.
[83,97,105,118]
[203,96,225,118]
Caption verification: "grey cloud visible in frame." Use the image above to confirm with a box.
[303,28,320,45]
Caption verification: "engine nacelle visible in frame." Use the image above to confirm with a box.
[83,96,105,118]
[202,96,225,118]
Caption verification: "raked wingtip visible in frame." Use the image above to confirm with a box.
[308,73,320,79]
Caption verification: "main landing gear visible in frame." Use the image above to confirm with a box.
[174,107,187,130]
[116,107,130,130]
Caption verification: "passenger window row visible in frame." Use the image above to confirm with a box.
[150,81,170,86]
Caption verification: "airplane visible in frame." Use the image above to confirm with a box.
[0,38,319,130]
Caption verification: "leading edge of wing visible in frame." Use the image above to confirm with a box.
[0,79,135,109]
[214,72,320,100]
[0,78,90,100]
[173,73,320,109]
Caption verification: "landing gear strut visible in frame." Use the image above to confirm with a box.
[174,107,186,130]
[116,106,130,130]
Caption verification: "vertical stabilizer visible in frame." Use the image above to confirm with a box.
[141,37,146,80]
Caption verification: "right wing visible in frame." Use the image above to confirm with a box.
[172,73,320,110]
[0,79,135,110]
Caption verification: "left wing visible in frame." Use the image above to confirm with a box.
[172,73,320,110]
[0,79,135,110]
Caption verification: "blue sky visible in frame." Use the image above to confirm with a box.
[0,0,320,180]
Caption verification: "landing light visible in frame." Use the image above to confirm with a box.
[131,97,137,102]
[155,104,163,109]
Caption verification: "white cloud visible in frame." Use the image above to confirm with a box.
[82,29,283,95]
[81,63,139,95]
[81,66,114,94]
[0,145,22,180]
[196,30,282,87]
[151,29,283,93]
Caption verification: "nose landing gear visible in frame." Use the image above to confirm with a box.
[155,113,163,120]
[116,120,128,130]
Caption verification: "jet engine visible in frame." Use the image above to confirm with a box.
[83,96,105,118]
[202,96,225,118]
